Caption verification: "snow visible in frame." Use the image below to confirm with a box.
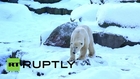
[96,3,140,42]
[0,1,140,79]
[66,67,122,79]
[103,26,140,42]
[97,3,140,28]
[0,3,32,22]
[71,3,140,42]
[70,4,100,22]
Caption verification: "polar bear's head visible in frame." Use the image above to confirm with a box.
[70,41,84,54]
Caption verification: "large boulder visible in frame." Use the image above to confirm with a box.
[26,5,72,15]
[120,0,140,3]
[42,22,140,48]
[0,0,18,3]
[43,22,78,48]
[34,0,61,3]
[93,32,140,48]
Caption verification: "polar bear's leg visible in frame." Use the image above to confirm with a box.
[69,48,75,61]
[77,46,87,60]
[88,43,95,58]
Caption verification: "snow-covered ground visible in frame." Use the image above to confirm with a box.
[0,1,140,79]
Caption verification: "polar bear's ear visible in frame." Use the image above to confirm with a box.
[81,43,83,45]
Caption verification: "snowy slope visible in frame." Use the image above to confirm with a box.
[0,1,140,79]
[0,3,32,22]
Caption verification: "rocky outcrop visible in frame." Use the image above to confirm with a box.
[93,32,140,48]
[93,32,125,48]
[42,22,140,48]
[98,22,122,28]
[0,0,18,3]
[43,22,78,48]
[25,5,72,15]
[98,22,138,28]
[34,0,61,3]
[120,0,140,3]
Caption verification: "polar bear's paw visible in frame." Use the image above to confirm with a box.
[75,59,91,66]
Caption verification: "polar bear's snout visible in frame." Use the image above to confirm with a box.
[71,47,78,54]
[73,48,76,54]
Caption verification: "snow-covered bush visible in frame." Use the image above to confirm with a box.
[0,3,32,22]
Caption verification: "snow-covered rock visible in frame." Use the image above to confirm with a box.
[91,0,138,4]
[26,5,72,15]
[70,4,100,22]
[43,22,78,48]
[0,3,32,22]
[97,3,140,28]
[93,32,140,48]
[42,22,140,48]
[0,0,18,3]
[34,0,61,3]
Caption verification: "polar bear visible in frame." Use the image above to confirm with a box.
[69,25,95,61]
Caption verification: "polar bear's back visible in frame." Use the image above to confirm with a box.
[71,25,89,38]
[79,25,92,33]
[76,25,94,43]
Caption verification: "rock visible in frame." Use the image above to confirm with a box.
[120,0,138,3]
[0,0,18,3]
[0,63,2,67]
[98,22,136,28]
[93,32,140,48]
[121,69,130,71]
[1,69,8,74]
[34,0,61,3]
[37,72,44,76]
[43,22,78,48]
[9,0,18,3]
[137,0,140,3]
[42,23,140,48]
[10,50,20,58]
[68,72,76,75]
[98,22,122,28]
[0,0,8,2]
[25,5,72,15]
